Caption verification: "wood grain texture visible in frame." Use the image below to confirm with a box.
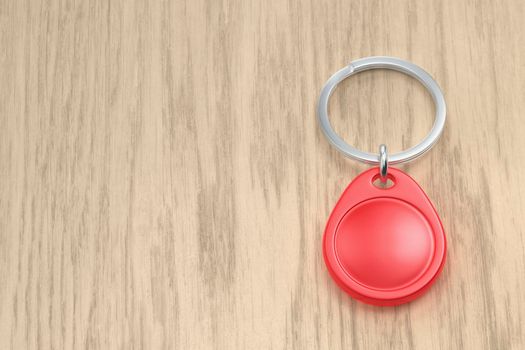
[1,0,525,349]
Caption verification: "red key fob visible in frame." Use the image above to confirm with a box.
[323,168,446,306]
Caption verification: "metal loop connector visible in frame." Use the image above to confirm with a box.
[379,144,388,183]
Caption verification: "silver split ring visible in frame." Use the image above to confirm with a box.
[317,56,446,165]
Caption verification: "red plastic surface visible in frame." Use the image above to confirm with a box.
[323,167,446,306]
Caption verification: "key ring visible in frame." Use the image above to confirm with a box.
[317,56,446,165]
[318,57,447,306]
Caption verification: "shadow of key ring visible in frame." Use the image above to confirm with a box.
[317,56,446,165]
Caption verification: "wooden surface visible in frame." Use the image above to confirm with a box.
[1,0,525,349]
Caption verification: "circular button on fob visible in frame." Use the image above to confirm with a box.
[336,198,434,291]
[323,168,446,306]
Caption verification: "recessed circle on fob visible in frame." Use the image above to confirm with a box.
[335,198,434,291]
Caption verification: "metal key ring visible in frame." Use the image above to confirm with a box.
[317,56,446,165]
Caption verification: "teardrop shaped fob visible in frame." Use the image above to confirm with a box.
[323,167,446,306]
